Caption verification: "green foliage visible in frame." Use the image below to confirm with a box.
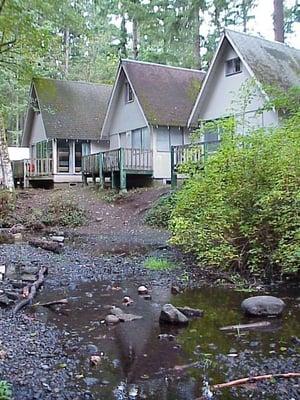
[42,195,86,227]
[143,257,175,271]
[0,381,12,400]
[144,192,177,229]
[0,190,16,227]
[170,95,300,279]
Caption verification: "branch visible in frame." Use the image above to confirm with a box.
[0,0,6,15]
[213,373,300,390]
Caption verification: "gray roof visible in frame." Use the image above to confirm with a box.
[122,60,205,126]
[25,78,112,143]
[226,29,300,90]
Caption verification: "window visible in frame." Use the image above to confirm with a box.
[157,127,184,151]
[36,140,52,159]
[125,82,134,102]
[225,57,241,76]
[131,127,150,149]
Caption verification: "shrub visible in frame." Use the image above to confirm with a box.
[0,381,12,400]
[143,257,175,271]
[144,192,177,228]
[42,195,86,227]
[170,112,300,280]
[0,190,15,227]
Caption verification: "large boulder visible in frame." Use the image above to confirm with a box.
[241,296,285,317]
[159,304,189,325]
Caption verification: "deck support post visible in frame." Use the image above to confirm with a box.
[111,171,116,189]
[98,153,104,190]
[119,148,127,192]
[171,146,177,189]
[92,174,96,186]
[82,173,88,186]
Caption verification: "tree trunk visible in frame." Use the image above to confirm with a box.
[0,114,14,190]
[193,6,201,69]
[132,18,138,59]
[242,0,247,32]
[273,0,285,42]
[64,27,70,77]
[120,16,128,58]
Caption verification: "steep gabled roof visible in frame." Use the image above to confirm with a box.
[226,29,300,90]
[189,29,300,126]
[23,78,112,146]
[102,59,205,133]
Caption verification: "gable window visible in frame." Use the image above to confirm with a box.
[225,57,241,76]
[125,82,134,103]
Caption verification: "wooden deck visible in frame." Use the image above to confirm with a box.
[12,158,53,186]
[82,148,153,190]
[171,140,220,188]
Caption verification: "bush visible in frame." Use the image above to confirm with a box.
[0,381,12,400]
[144,192,177,228]
[42,195,86,227]
[170,112,300,280]
[0,190,15,227]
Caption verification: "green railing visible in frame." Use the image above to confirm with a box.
[171,140,220,188]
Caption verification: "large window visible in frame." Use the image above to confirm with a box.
[131,127,150,150]
[156,127,184,152]
[36,140,52,159]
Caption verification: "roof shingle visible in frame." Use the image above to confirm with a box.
[122,60,205,126]
[226,29,300,90]
[33,78,112,140]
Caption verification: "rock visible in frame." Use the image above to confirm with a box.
[0,265,6,274]
[105,314,120,324]
[9,224,26,234]
[142,294,152,300]
[21,273,37,282]
[241,295,285,316]
[90,355,101,366]
[110,307,142,322]
[171,285,181,295]
[0,294,14,307]
[138,285,148,295]
[50,235,65,243]
[177,306,204,318]
[84,377,99,387]
[159,304,189,325]
[13,233,23,242]
[122,296,133,305]
[86,344,99,354]
[0,273,3,282]
[158,334,175,341]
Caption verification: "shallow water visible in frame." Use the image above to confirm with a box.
[34,281,300,400]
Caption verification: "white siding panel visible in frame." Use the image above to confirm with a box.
[31,113,47,144]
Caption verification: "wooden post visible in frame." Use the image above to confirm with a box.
[111,171,116,189]
[171,146,177,189]
[119,148,127,192]
[82,173,88,186]
[98,153,104,190]
[92,174,96,185]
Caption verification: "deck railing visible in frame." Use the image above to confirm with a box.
[82,153,100,175]
[12,158,53,180]
[171,140,220,188]
[82,148,153,176]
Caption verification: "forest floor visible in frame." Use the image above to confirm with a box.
[0,186,299,400]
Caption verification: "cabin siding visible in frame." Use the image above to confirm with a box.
[30,112,47,144]
[108,73,147,140]
[199,39,278,130]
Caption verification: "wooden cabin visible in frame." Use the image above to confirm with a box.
[82,59,205,190]
[20,78,111,187]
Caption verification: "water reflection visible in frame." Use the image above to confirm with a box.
[33,281,300,400]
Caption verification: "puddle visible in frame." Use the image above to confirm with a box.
[33,282,300,399]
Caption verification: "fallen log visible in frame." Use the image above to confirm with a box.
[32,298,68,308]
[13,266,48,314]
[220,321,271,331]
[29,238,63,254]
[212,372,300,390]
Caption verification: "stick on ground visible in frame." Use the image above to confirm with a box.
[13,266,48,314]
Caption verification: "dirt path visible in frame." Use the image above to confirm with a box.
[14,186,171,255]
